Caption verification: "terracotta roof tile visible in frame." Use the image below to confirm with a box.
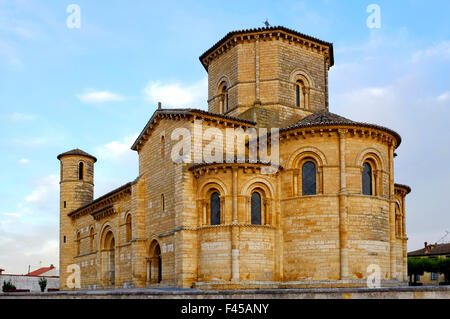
[26,265,55,277]
[57,148,97,162]
[408,243,450,257]
[281,109,402,147]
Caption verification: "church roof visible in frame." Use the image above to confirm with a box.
[281,109,402,147]
[57,148,97,162]
[408,243,450,257]
[131,108,256,151]
[199,26,334,70]
[395,183,411,195]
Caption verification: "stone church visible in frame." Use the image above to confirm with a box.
[58,26,411,290]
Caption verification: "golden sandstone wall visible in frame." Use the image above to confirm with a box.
[59,27,409,290]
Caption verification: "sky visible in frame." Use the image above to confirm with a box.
[0,0,449,274]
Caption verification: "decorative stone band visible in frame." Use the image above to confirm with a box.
[280,125,400,147]
[68,182,133,219]
[188,162,283,178]
[90,205,116,221]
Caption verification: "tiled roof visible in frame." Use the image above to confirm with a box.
[408,243,450,257]
[57,148,97,162]
[131,108,256,151]
[395,183,412,194]
[281,109,402,147]
[26,265,55,277]
[284,109,356,127]
[199,26,334,69]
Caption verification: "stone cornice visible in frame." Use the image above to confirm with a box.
[199,26,334,71]
[90,205,116,221]
[394,183,412,196]
[189,162,282,178]
[279,125,400,149]
[68,182,132,219]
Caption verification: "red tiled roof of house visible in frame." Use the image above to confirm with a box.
[26,265,55,277]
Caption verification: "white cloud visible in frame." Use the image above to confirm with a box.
[18,158,29,165]
[8,112,34,121]
[95,134,138,163]
[3,213,22,218]
[0,224,58,274]
[24,174,59,211]
[411,41,450,63]
[143,78,207,108]
[77,90,125,104]
[437,92,450,103]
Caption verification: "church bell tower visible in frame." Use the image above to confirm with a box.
[57,148,96,289]
[199,26,334,128]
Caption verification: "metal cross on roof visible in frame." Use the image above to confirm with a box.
[264,19,270,28]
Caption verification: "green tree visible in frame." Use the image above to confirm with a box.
[38,277,47,292]
[408,257,450,285]
[2,280,16,292]
[408,257,426,285]
[436,258,450,283]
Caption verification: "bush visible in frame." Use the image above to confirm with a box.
[408,257,450,284]
[2,280,16,292]
[38,277,47,292]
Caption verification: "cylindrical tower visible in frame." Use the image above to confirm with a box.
[57,148,96,290]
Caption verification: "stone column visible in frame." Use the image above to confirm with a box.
[338,130,349,280]
[293,169,299,197]
[131,177,148,288]
[231,167,240,282]
[402,194,407,281]
[388,143,396,279]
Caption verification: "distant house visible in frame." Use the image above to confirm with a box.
[408,242,450,285]
[26,264,58,277]
[0,265,59,292]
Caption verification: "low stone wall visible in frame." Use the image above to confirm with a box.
[0,286,449,299]
[0,275,59,292]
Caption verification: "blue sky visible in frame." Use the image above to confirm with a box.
[0,0,449,274]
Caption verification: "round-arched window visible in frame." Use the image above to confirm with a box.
[210,192,221,225]
[302,161,317,196]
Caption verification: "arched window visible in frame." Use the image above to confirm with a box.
[362,162,373,195]
[302,161,317,196]
[210,192,221,225]
[217,82,228,113]
[395,205,402,236]
[296,80,304,108]
[76,232,81,255]
[125,215,132,242]
[89,228,94,251]
[251,192,262,225]
[161,136,165,157]
[78,162,84,180]
[293,75,310,109]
